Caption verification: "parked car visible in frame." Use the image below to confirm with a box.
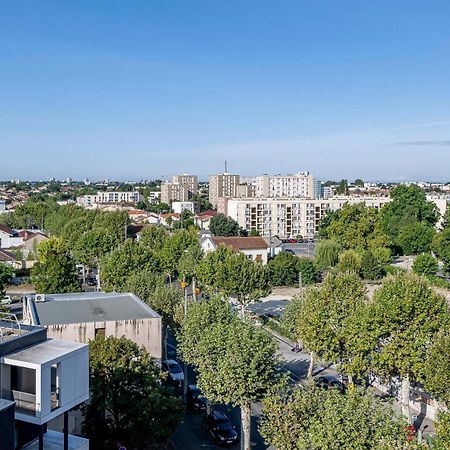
[206,410,239,446]
[315,374,345,393]
[0,296,12,305]
[162,359,184,384]
[187,385,207,411]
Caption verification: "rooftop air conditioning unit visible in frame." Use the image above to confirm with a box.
[35,294,46,303]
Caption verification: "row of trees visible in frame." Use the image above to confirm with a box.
[283,272,450,423]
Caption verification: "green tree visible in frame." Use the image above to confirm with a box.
[323,204,389,253]
[360,251,385,280]
[180,306,278,450]
[139,226,168,252]
[260,385,411,450]
[99,239,157,291]
[73,228,116,267]
[158,229,200,276]
[196,245,270,314]
[297,257,317,285]
[432,227,450,273]
[434,412,450,450]
[337,249,362,274]
[354,178,364,187]
[209,213,240,236]
[318,209,340,239]
[283,273,367,380]
[412,253,438,277]
[83,336,182,449]
[315,239,340,270]
[381,185,438,253]
[0,263,14,298]
[397,221,435,255]
[336,179,349,195]
[268,252,300,286]
[365,273,450,420]
[423,330,450,407]
[31,238,81,293]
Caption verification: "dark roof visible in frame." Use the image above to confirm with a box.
[32,292,161,326]
[0,224,13,235]
[211,236,269,251]
[0,249,16,262]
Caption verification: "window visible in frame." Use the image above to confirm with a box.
[95,327,106,338]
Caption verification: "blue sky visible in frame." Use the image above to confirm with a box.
[1,1,450,182]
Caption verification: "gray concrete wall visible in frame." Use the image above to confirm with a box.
[45,318,162,360]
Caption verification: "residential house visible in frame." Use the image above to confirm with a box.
[194,210,217,230]
[0,249,22,269]
[201,236,270,264]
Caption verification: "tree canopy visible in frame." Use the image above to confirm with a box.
[381,185,438,254]
[260,385,411,450]
[209,213,241,236]
[31,237,81,293]
[196,245,270,312]
[83,336,182,449]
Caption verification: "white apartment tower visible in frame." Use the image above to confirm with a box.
[255,172,316,198]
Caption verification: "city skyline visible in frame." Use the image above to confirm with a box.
[1,1,450,181]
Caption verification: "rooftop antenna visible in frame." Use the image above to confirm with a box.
[224,160,228,173]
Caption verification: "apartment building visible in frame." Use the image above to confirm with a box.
[0,199,6,214]
[208,173,240,208]
[0,314,89,450]
[254,172,317,198]
[171,174,198,196]
[160,183,189,204]
[224,196,391,239]
[77,191,142,207]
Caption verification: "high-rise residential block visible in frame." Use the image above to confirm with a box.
[160,183,189,204]
[208,173,240,208]
[171,174,198,196]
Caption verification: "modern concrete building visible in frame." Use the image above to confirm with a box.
[0,199,6,214]
[171,174,198,197]
[160,182,190,204]
[23,292,162,361]
[254,172,316,199]
[223,196,392,239]
[208,173,240,208]
[0,313,89,450]
[201,236,270,264]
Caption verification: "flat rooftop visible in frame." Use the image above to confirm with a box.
[32,292,161,326]
[3,338,86,366]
